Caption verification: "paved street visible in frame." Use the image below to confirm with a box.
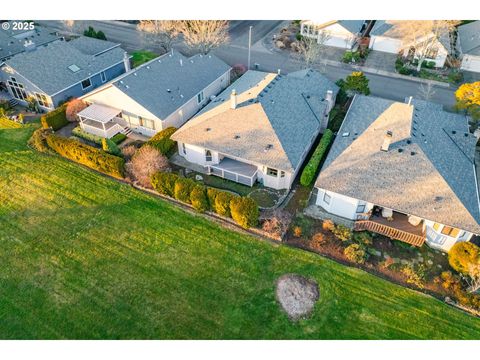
[37,20,458,108]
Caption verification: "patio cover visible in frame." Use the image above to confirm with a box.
[77,103,121,123]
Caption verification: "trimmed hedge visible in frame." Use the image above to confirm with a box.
[41,104,68,131]
[214,191,236,218]
[102,137,121,156]
[28,128,52,153]
[111,133,127,144]
[300,129,334,186]
[230,197,259,228]
[72,127,127,145]
[173,177,196,204]
[46,134,125,178]
[144,127,177,155]
[207,188,221,211]
[190,185,209,213]
[151,172,179,196]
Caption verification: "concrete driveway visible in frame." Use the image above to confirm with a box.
[365,51,398,73]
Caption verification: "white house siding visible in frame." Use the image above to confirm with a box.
[424,219,473,252]
[315,188,374,220]
[301,22,357,49]
[369,36,401,53]
[461,54,480,72]
[162,70,231,129]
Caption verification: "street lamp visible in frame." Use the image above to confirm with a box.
[247,25,252,70]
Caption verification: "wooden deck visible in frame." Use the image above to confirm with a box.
[354,212,426,247]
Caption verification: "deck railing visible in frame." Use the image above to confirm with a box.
[208,166,257,187]
[354,220,426,247]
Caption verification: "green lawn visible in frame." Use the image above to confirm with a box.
[131,50,159,68]
[1,126,480,339]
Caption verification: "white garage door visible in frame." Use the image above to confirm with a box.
[369,36,401,54]
[461,55,480,73]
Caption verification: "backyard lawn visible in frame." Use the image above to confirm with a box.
[1,126,480,339]
[131,50,159,68]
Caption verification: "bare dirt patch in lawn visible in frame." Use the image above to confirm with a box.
[276,274,319,321]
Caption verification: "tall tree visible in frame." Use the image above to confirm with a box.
[137,20,180,53]
[337,71,370,97]
[295,30,331,69]
[392,20,458,71]
[178,20,229,54]
[455,81,480,122]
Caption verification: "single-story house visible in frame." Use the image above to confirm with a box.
[78,51,231,138]
[0,36,128,111]
[369,20,450,68]
[457,21,480,73]
[0,24,61,62]
[171,69,339,190]
[313,94,480,252]
[300,20,368,49]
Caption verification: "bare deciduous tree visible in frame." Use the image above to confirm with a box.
[464,263,480,294]
[65,99,88,122]
[295,30,331,69]
[61,20,83,35]
[392,20,459,71]
[178,20,229,54]
[417,81,436,101]
[137,20,180,53]
[126,145,170,188]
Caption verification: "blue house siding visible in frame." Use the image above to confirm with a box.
[51,62,126,107]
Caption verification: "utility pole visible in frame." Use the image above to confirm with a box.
[247,25,252,70]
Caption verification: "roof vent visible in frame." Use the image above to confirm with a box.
[465,133,469,137]
[167,89,171,93]
[452,130,456,134]
[234,135,240,139]
[205,127,211,132]
[146,66,150,69]
[434,196,444,202]
[410,151,416,156]
[133,72,137,76]
[125,85,129,89]
[381,130,393,152]
[68,64,81,73]
[398,148,403,153]
[265,144,273,151]
[406,140,411,144]
[342,132,350,137]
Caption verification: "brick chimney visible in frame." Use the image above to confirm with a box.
[230,89,237,109]
[381,131,393,152]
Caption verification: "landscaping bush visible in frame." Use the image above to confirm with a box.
[214,191,236,218]
[353,231,373,246]
[449,242,480,275]
[121,145,137,161]
[207,188,221,211]
[102,137,121,156]
[46,134,124,178]
[173,177,196,204]
[424,61,436,69]
[322,219,335,231]
[0,116,22,129]
[151,171,179,196]
[28,128,52,153]
[72,127,126,145]
[293,226,302,238]
[342,51,361,63]
[300,129,334,186]
[398,66,413,75]
[344,244,367,264]
[401,264,425,289]
[126,145,170,187]
[311,232,327,247]
[262,209,292,238]
[84,26,107,40]
[144,127,177,155]
[111,133,127,144]
[66,99,87,122]
[332,224,352,242]
[448,70,463,84]
[395,57,405,71]
[230,197,259,229]
[190,185,209,213]
[41,104,68,131]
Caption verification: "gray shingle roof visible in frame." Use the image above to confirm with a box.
[0,25,60,61]
[4,37,126,95]
[111,51,230,120]
[69,36,120,56]
[315,95,480,234]
[458,21,480,56]
[369,20,394,36]
[337,20,366,34]
[172,69,339,172]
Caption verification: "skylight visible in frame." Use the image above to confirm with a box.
[68,64,81,73]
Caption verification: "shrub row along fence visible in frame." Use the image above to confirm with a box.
[46,134,125,178]
[144,127,177,155]
[300,129,334,186]
[72,126,126,145]
[151,171,259,229]
[41,104,68,131]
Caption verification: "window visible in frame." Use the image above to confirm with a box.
[266,168,278,177]
[7,77,27,100]
[441,226,460,238]
[323,192,331,205]
[356,204,365,213]
[425,47,439,59]
[433,222,441,231]
[182,143,186,155]
[197,91,204,104]
[34,92,49,107]
[81,78,92,90]
[205,150,212,162]
[100,71,107,83]
[139,117,155,130]
[280,171,285,178]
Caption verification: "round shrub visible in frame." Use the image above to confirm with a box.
[344,244,367,264]
[332,224,352,242]
[173,177,196,204]
[126,145,170,188]
[230,197,259,229]
[311,232,326,247]
[190,185,209,213]
[293,226,302,238]
[214,191,236,218]
[207,188,221,212]
[151,172,179,197]
[144,127,177,155]
[448,242,480,275]
[353,231,373,246]
[322,219,335,231]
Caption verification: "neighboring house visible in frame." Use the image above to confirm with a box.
[313,95,480,252]
[171,69,339,190]
[369,20,450,68]
[457,21,480,73]
[300,20,368,49]
[0,24,61,62]
[78,51,231,138]
[0,36,128,111]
